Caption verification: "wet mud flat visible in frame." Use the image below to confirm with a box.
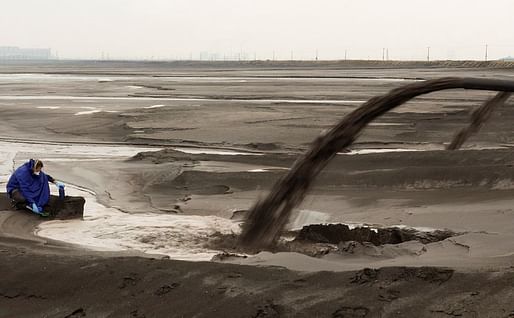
[1,61,514,151]
[2,243,514,317]
[121,146,514,272]
[1,61,514,316]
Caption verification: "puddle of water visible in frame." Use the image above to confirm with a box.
[173,147,263,156]
[72,106,119,116]
[0,141,159,158]
[37,106,61,110]
[0,73,418,83]
[144,104,166,109]
[0,74,133,82]
[0,95,365,104]
[75,109,102,115]
[343,148,423,155]
[368,123,406,126]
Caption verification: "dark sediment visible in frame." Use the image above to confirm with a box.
[295,224,456,246]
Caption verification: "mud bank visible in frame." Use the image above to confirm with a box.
[3,246,514,317]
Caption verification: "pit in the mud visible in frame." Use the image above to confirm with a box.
[208,223,459,260]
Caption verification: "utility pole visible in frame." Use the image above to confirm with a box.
[427,46,430,62]
[344,49,347,61]
[382,48,385,61]
[485,44,488,61]
[315,49,318,61]
[386,48,389,61]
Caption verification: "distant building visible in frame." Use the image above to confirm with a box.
[0,46,52,60]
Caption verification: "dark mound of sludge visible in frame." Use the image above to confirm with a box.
[295,224,456,245]
[0,193,84,220]
[208,223,459,259]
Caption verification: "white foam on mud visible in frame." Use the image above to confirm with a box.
[0,140,242,261]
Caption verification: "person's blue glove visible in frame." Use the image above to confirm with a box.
[55,181,65,188]
[30,202,41,214]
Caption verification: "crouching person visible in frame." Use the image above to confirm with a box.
[6,159,65,216]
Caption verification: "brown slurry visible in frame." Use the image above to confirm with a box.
[240,77,514,248]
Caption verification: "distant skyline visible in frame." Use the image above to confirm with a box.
[2,0,514,61]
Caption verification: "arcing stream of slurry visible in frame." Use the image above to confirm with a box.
[239,77,514,248]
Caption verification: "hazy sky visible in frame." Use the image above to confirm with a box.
[2,0,514,60]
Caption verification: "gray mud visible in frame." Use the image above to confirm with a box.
[240,78,514,248]
[2,61,514,316]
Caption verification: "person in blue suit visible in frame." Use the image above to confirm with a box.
[6,159,65,216]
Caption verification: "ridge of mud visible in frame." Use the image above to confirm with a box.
[130,147,295,166]
[132,148,514,193]
[6,243,514,318]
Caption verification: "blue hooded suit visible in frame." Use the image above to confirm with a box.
[6,159,51,208]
